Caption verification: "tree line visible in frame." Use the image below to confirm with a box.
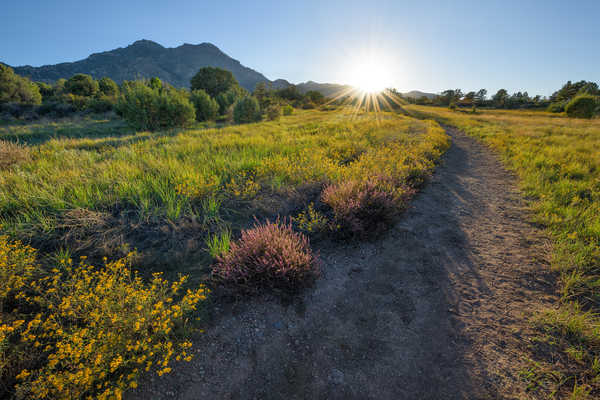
[0,64,333,129]
[403,80,600,118]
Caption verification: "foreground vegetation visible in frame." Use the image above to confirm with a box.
[0,108,449,398]
[408,105,600,398]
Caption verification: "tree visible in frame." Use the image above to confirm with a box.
[233,96,261,123]
[0,64,42,105]
[65,74,98,97]
[305,90,325,105]
[191,89,219,121]
[216,86,247,115]
[473,89,487,106]
[149,77,162,91]
[551,80,599,103]
[492,89,509,108]
[98,77,119,97]
[190,67,239,98]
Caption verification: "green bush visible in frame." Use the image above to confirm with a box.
[565,94,597,119]
[191,89,219,121]
[88,95,116,113]
[283,104,294,116]
[233,96,261,124]
[35,82,54,101]
[216,86,246,115]
[547,102,565,113]
[265,104,281,121]
[98,77,119,97]
[117,82,195,130]
[0,65,42,105]
[190,67,239,98]
[64,74,98,97]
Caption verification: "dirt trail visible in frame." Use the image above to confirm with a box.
[129,127,557,400]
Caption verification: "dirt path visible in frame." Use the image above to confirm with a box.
[129,127,557,400]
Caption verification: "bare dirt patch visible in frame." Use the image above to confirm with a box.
[128,127,557,399]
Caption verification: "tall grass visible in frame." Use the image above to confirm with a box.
[0,109,448,242]
[408,105,600,397]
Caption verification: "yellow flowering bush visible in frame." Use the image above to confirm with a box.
[0,236,208,400]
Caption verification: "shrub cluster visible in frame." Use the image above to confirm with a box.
[0,237,208,400]
[233,96,262,124]
[190,89,219,122]
[117,81,195,130]
[0,65,41,105]
[322,180,399,237]
[565,94,598,119]
[212,220,319,294]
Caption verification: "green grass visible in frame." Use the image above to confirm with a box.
[0,108,448,269]
[408,105,600,397]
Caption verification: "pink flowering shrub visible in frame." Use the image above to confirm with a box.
[322,180,402,237]
[212,220,319,293]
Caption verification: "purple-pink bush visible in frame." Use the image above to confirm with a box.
[212,220,319,293]
[322,180,403,237]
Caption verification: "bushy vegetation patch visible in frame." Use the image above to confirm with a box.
[117,81,195,130]
[233,96,261,123]
[565,94,598,119]
[212,220,319,294]
[0,237,208,399]
[409,105,600,397]
[190,89,219,121]
[0,65,41,105]
[322,180,399,237]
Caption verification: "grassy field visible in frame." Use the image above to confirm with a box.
[408,105,600,398]
[0,110,448,269]
[0,108,451,398]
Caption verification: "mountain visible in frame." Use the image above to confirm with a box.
[296,81,353,97]
[9,40,273,91]
[402,90,437,99]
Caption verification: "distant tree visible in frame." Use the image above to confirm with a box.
[474,89,487,105]
[216,86,247,115]
[0,64,42,105]
[439,89,463,106]
[253,82,270,107]
[551,80,599,103]
[98,77,119,96]
[191,89,219,121]
[275,85,303,101]
[191,67,239,98]
[35,81,54,101]
[65,74,99,97]
[305,90,325,105]
[233,96,261,123]
[492,89,509,108]
[149,77,162,91]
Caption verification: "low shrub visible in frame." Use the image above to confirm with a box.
[190,89,219,121]
[565,94,598,119]
[547,102,565,113]
[233,96,261,124]
[282,104,294,116]
[0,237,208,400]
[117,82,195,130]
[212,220,319,293]
[322,180,399,237]
[265,104,281,121]
[64,74,98,97]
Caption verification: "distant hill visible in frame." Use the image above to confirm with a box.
[8,40,273,91]
[296,81,353,97]
[402,90,437,99]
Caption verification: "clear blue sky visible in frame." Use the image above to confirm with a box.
[2,0,599,96]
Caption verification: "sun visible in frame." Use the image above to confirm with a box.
[346,54,393,93]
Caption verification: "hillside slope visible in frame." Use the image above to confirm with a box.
[10,40,274,91]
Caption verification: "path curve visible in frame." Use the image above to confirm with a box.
[129,127,557,400]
